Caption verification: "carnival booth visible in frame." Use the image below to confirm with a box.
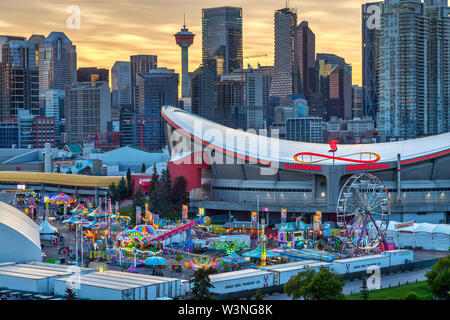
[395,223,418,248]
[414,223,435,250]
[39,219,58,241]
[432,224,450,252]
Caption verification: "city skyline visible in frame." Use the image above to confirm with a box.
[0,0,366,85]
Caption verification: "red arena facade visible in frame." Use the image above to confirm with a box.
[162,106,450,225]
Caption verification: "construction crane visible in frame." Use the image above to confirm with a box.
[123,115,162,150]
[230,54,269,81]
[84,129,121,152]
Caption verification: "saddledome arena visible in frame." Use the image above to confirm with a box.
[162,106,450,225]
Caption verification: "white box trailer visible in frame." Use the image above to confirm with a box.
[0,265,74,294]
[209,269,274,295]
[0,270,52,293]
[331,254,390,275]
[262,261,331,285]
[22,262,95,275]
[55,276,143,300]
[381,250,414,266]
[181,280,190,295]
[76,273,157,300]
[101,270,182,298]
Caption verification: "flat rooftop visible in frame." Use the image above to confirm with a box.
[333,254,388,264]
[209,268,272,283]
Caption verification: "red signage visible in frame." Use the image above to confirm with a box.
[285,163,322,171]
[346,163,389,171]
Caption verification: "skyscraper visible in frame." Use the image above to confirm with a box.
[362,2,382,121]
[221,66,273,130]
[175,21,195,98]
[327,65,352,120]
[191,59,217,121]
[295,21,316,101]
[214,80,246,130]
[377,0,450,139]
[316,53,351,120]
[111,61,131,107]
[77,67,109,83]
[130,55,158,106]
[0,36,39,118]
[202,6,243,76]
[65,81,111,145]
[38,32,77,91]
[270,7,298,99]
[136,68,178,151]
[352,85,364,119]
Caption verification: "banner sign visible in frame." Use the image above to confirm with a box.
[136,207,142,225]
[182,205,188,221]
[251,211,257,228]
[281,208,287,223]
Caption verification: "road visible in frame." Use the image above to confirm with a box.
[263,268,431,300]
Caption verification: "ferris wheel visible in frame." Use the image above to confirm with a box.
[337,173,391,256]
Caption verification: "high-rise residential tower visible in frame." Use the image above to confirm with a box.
[270,7,298,99]
[65,81,111,145]
[377,0,450,139]
[175,20,195,98]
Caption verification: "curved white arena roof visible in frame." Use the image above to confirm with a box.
[162,106,450,166]
[0,201,42,263]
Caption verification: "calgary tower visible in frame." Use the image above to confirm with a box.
[174,16,195,98]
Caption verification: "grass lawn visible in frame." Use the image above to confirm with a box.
[119,205,135,217]
[346,281,434,300]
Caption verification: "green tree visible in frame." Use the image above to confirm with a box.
[126,168,133,197]
[284,268,315,300]
[284,267,344,300]
[109,183,119,203]
[189,267,216,300]
[425,255,450,300]
[141,163,146,173]
[172,176,190,213]
[149,183,164,216]
[133,185,146,221]
[254,288,265,300]
[404,292,419,300]
[65,285,77,300]
[175,253,183,263]
[360,274,370,300]
[118,177,128,201]
[160,168,174,215]
[148,164,159,196]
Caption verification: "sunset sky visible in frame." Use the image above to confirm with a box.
[0,0,368,85]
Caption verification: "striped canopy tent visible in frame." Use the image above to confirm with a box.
[134,225,154,234]
[48,193,76,205]
[87,207,108,218]
[71,204,86,214]
[62,214,79,224]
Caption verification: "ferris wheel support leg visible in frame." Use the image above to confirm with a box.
[367,212,387,251]
[354,215,369,256]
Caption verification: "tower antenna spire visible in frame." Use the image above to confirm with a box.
[183,10,186,28]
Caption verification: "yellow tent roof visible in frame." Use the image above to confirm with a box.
[0,172,122,188]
